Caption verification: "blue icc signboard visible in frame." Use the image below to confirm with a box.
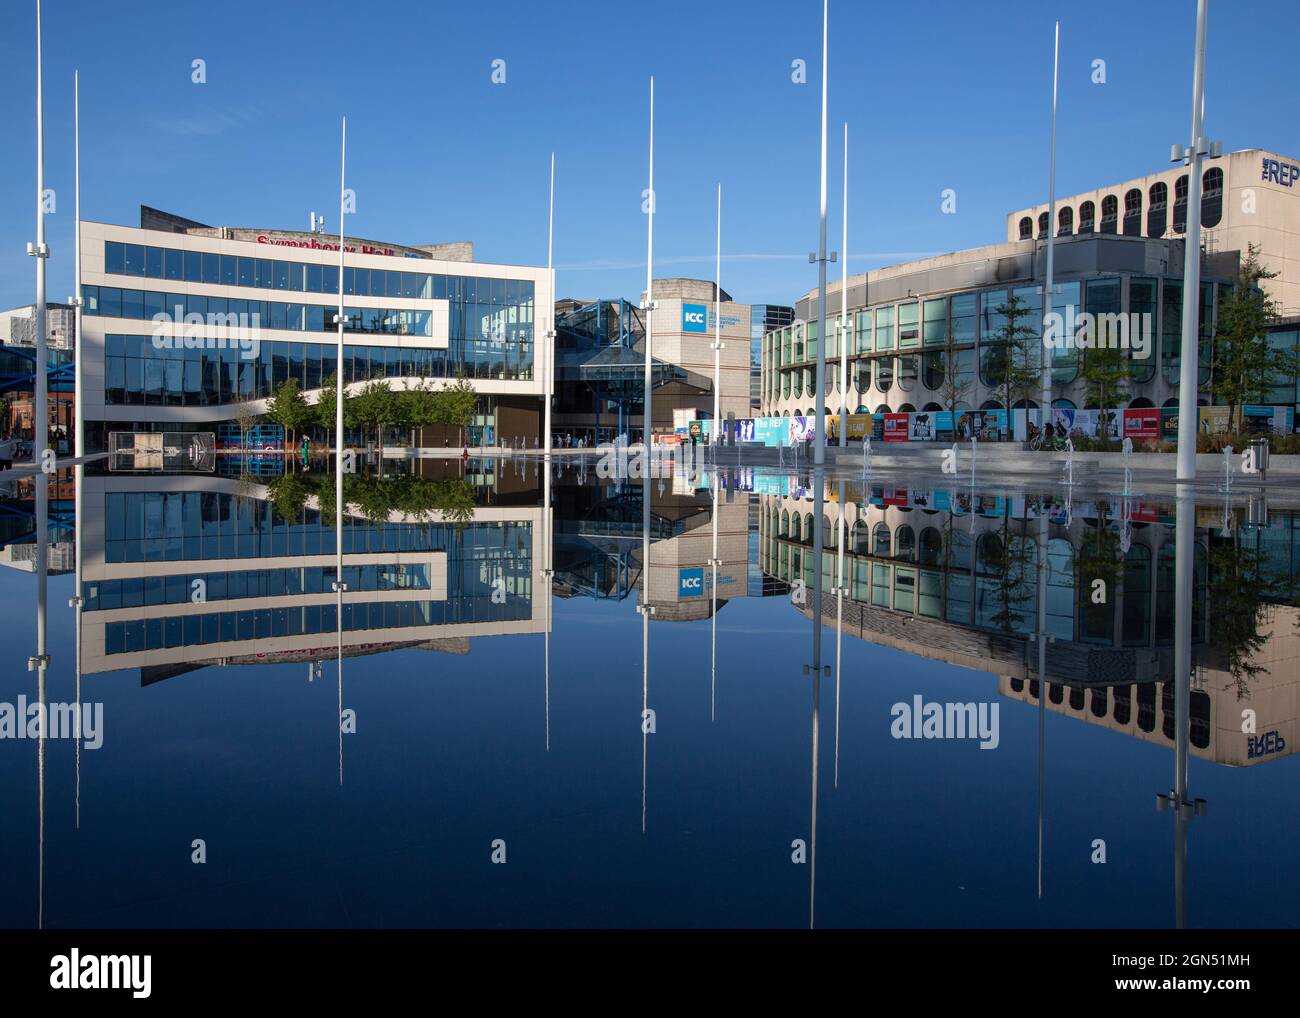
[682,303,708,332]
[679,567,705,597]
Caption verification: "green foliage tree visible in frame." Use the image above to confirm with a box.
[265,378,313,468]
[992,294,1042,439]
[1079,344,1130,450]
[434,376,479,448]
[1211,244,1293,432]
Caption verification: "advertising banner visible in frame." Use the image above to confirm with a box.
[883,413,909,442]
[954,411,979,439]
[733,418,756,442]
[909,412,937,441]
[844,413,873,440]
[1160,407,1180,441]
[1123,407,1160,440]
[789,416,816,444]
[1198,406,1231,435]
[753,417,789,447]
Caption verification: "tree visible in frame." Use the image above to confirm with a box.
[232,399,262,478]
[937,346,972,415]
[351,380,395,453]
[1079,344,1129,450]
[434,376,479,448]
[265,378,313,469]
[1211,244,1293,432]
[992,294,1042,440]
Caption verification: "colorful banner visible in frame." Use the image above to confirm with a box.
[789,416,816,443]
[1123,407,1160,440]
[883,413,909,442]
[753,418,789,447]
[1198,406,1231,435]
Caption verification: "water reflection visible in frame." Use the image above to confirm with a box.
[4,453,1297,928]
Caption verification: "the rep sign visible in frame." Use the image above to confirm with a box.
[682,303,708,333]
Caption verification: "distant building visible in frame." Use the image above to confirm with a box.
[0,302,76,351]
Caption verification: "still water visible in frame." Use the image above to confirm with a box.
[0,455,1295,928]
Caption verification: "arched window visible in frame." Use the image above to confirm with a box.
[1202,167,1223,228]
[779,510,789,537]
[1122,188,1142,235]
[979,399,1004,410]
[1147,182,1168,237]
[898,403,916,413]
[872,522,891,558]
[1058,206,1074,236]
[922,401,942,412]
[1128,396,1155,408]
[1018,216,1033,240]
[897,355,917,391]
[1037,211,1050,238]
[922,351,945,390]
[1172,174,1189,233]
[875,403,891,415]
[789,512,801,541]
[852,519,870,555]
[1100,194,1118,234]
[1078,200,1095,234]
[919,527,943,566]
[895,525,916,562]
[875,356,894,392]
[855,359,871,393]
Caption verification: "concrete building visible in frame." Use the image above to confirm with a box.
[0,302,76,351]
[76,207,551,452]
[761,149,1300,426]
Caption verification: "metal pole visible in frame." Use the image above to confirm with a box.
[839,122,848,447]
[813,0,828,465]
[73,70,82,461]
[1176,0,1210,482]
[335,117,347,786]
[1040,22,1059,429]
[713,183,722,445]
[644,77,655,452]
[545,152,554,459]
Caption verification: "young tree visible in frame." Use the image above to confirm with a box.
[232,398,262,478]
[351,380,395,452]
[1079,344,1130,450]
[1211,244,1292,432]
[434,376,479,448]
[937,346,972,414]
[265,378,313,468]
[992,294,1042,440]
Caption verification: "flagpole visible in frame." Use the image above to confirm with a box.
[1040,22,1059,429]
[839,122,848,447]
[813,0,829,466]
[712,183,722,446]
[545,152,555,459]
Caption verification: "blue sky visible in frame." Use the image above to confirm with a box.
[2,0,1298,312]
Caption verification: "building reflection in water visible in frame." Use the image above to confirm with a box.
[27,456,1295,929]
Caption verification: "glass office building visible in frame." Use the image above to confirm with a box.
[77,210,552,450]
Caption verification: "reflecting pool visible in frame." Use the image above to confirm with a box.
[0,454,1296,928]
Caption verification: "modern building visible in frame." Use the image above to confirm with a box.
[759,486,1298,768]
[0,301,76,350]
[552,279,755,445]
[76,207,551,452]
[749,304,793,411]
[761,148,1300,426]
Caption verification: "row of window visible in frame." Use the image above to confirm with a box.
[103,240,535,307]
[103,333,532,407]
[102,490,532,564]
[1016,168,1225,240]
[1009,677,1211,746]
[104,594,530,656]
[764,276,1223,403]
[83,563,434,612]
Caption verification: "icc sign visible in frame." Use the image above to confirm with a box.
[682,303,708,332]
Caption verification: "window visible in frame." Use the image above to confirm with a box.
[1129,277,1157,383]
[876,356,894,391]
[1100,195,1118,234]
[1058,206,1073,236]
[1122,188,1142,235]
[1147,182,1168,237]
[1202,167,1223,228]
[1078,201,1095,234]
[922,350,945,390]
[1172,174,1189,233]
[922,297,947,346]
[1018,216,1033,240]
[897,354,918,391]
[898,301,919,348]
[875,306,894,351]
[950,292,976,345]
[1037,211,1049,238]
